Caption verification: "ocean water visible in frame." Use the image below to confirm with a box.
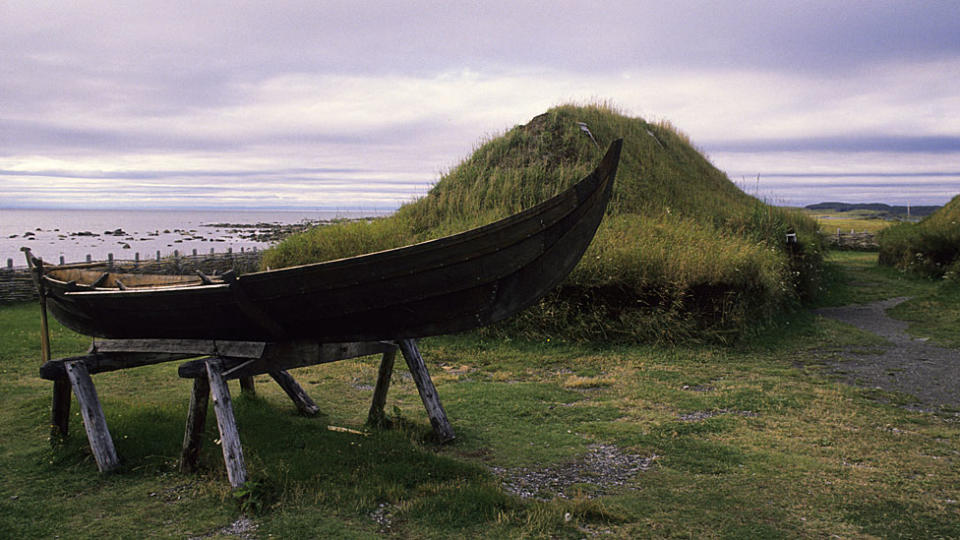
[0,208,386,268]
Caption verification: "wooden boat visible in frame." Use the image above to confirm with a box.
[25,139,623,342]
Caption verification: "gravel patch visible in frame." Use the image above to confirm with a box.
[814,297,960,412]
[370,502,395,533]
[190,517,258,539]
[491,444,655,500]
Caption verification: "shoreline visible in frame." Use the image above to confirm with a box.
[2,209,382,268]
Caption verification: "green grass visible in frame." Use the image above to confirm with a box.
[815,251,935,306]
[887,283,960,348]
[800,208,893,234]
[2,247,959,538]
[878,193,960,279]
[263,104,824,344]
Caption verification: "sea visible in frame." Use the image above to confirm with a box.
[0,208,389,269]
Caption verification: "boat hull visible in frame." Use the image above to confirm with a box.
[37,139,623,342]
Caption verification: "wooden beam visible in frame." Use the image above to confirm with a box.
[397,339,455,442]
[91,338,265,358]
[177,341,396,380]
[205,358,247,487]
[367,348,396,427]
[40,352,196,380]
[64,360,120,473]
[179,376,210,474]
[269,370,320,416]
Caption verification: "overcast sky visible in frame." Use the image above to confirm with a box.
[2,1,958,210]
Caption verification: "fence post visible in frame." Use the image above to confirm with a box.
[107,253,113,269]
[59,256,65,266]
[156,250,161,262]
[134,252,140,267]
[6,258,11,270]
[86,254,92,263]
[192,249,197,257]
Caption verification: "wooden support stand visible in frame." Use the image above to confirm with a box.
[38,336,455,486]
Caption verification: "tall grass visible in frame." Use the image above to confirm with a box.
[263,104,823,343]
[878,194,960,281]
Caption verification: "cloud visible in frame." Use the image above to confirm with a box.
[708,135,960,154]
[2,1,959,208]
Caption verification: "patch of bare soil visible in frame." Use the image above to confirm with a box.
[491,444,655,500]
[814,297,960,412]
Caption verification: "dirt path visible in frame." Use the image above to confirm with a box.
[814,297,960,412]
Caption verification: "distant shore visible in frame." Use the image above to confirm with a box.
[1,208,386,268]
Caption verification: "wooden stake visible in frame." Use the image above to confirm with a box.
[179,376,210,473]
[64,360,120,472]
[397,339,455,442]
[205,358,248,487]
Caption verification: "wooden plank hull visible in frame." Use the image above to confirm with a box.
[35,140,623,342]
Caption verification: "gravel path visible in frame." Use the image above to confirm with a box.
[814,297,960,412]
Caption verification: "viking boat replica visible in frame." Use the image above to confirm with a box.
[23,139,622,484]
[26,139,622,343]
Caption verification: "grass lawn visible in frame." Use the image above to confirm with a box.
[1,251,958,538]
[800,209,894,235]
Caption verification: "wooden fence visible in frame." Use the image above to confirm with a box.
[823,229,878,251]
[0,249,263,305]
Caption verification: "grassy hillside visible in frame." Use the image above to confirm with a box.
[264,104,822,343]
[878,193,960,281]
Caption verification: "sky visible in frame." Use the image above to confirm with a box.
[1,1,959,210]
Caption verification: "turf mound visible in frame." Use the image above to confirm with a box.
[878,193,960,281]
[264,104,822,343]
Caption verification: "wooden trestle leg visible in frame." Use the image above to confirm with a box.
[269,370,320,416]
[397,339,455,442]
[367,347,397,427]
[179,376,210,473]
[238,376,256,396]
[205,358,248,487]
[64,360,120,472]
[50,378,72,440]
